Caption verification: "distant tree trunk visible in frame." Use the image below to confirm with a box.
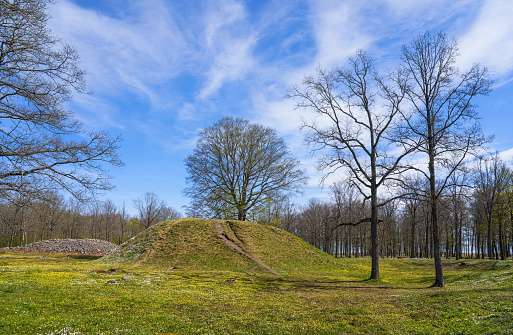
[410,211,416,258]
[498,220,505,260]
[425,215,430,259]
[18,229,23,247]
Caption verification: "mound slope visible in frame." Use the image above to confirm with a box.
[101,218,337,274]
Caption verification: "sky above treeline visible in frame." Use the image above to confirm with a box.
[47,0,513,215]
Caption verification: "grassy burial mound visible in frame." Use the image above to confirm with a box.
[101,218,337,274]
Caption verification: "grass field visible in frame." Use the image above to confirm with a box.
[1,251,512,334]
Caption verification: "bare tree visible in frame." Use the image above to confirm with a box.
[0,0,123,201]
[473,155,511,260]
[331,180,362,257]
[102,199,117,241]
[158,205,182,222]
[33,192,65,239]
[277,199,298,233]
[184,117,307,221]
[87,200,102,239]
[0,195,30,247]
[397,31,491,287]
[446,165,472,260]
[401,176,425,258]
[134,192,179,229]
[289,51,411,280]
[118,202,130,244]
[65,197,83,239]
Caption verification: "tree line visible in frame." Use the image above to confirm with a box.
[0,191,181,247]
[258,154,512,262]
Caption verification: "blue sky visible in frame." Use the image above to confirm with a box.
[46,0,513,216]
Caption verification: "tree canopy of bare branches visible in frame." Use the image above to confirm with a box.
[288,51,411,280]
[133,192,181,229]
[184,116,307,221]
[0,0,123,201]
[397,31,491,287]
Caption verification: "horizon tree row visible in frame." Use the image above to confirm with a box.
[272,156,513,262]
[0,191,181,248]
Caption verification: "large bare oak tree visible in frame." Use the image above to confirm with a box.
[289,51,412,280]
[397,31,491,287]
[0,0,123,201]
[184,116,307,221]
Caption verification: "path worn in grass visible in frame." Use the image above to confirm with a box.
[215,220,280,275]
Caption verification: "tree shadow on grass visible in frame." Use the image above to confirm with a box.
[67,254,103,260]
[259,276,428,291]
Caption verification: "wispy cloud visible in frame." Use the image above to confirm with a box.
[198,1,258,98]
[48,0,195,106]
[309,1,374,67]
[199,36,258,98]
[458,0,513,81]
[204,0,246,47]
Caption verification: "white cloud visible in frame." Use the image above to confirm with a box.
[382,0,476,28]
[458,0,513,79]
[498,147,513,163]
[68,94,121,130]
[199,36,257,98]
[198,1,257,98]
[177,103,197,121]
[309,1,374,68]
[204,0,246,47]
[48,0,194,103]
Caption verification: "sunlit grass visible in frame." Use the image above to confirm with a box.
[1,253,512,334]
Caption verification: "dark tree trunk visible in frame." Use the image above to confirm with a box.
[431,198,444,287]
[487,214,494,259]
[410,206,416,258]
[370,176,379,280]
[428,116,444,287]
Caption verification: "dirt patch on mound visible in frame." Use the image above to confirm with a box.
[215,220,279,275]
[4,239,118,256]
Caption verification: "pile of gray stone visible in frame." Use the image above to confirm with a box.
[5,239,118,255]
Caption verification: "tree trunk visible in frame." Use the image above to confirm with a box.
[9,231,14,248]
[455,212,460,260]
[425,215,429,259]
[370,181,379,280]
[498,220,505,260]
[431,198,444,287]
[487,213,494,259]
[410,209,416,258]
[429,119,444,287]
[18,229,24,247]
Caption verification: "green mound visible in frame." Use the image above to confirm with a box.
[101,218,338,274]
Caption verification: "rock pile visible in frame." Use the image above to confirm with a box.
[5,239,118,255]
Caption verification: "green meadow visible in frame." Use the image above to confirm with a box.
[1,252,512,334]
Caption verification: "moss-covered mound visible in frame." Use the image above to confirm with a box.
[100,218,337,274]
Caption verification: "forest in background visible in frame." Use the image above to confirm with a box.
[2,153,512,262]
